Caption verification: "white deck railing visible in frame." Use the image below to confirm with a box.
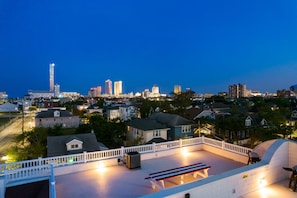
[0,137,252,174]
[4,164,53,185]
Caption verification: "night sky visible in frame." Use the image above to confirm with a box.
[1,0,297,97]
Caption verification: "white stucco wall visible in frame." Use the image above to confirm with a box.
[140,139,295,198]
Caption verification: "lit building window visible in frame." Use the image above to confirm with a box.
[182,125,191,133]
[71,144,79,149]
[153,130,161,137]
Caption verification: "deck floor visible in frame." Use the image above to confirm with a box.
[55,150,245,198]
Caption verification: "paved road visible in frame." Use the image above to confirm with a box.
[0,115,34,160]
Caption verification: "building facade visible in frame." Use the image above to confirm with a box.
[114,81,122,97]
[105,79,112,95]
[49,63,55,92]
[35,109,80,128]
[228,83,247,98]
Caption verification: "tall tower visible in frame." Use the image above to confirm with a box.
[105,79,112,95]
[114,81,122,97]
[174,85,181,95]
[49,63,55,92]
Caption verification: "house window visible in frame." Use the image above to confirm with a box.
[153,130,161,137]
[245,119,252,127]
[182,125,191,133]
[71,144,79,149]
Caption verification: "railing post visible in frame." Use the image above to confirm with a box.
[83,151,87,163]
[121,146,125,157]
[179,139,183,148]
[0,169,5,198]
[222,141,225,150]
[50,164,56,198]
[38,157,42,166]
[153,142,156,152]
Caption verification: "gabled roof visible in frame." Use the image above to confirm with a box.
[183,108,204,120]
[47,133,99,157]
[149,112,191,127]
[126,118,169,131]
[36,109,74,118]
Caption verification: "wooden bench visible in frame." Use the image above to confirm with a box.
[144,162,211,190]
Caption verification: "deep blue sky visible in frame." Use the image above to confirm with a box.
[1,0,297,97]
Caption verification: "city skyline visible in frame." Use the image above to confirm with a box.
[1,1,297,98]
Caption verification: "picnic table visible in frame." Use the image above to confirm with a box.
[145,162,211,190]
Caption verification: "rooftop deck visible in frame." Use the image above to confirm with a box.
[1,137,297,198]
[55,150,245,198]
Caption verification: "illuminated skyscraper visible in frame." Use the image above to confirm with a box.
[49,63,55,92]
[114,81,122,97]
[174,85,181,95]
[152,85,159,95]
[105,79,112,95]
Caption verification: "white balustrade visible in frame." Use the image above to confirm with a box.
[4,164,52,184]
[0,136,251,175]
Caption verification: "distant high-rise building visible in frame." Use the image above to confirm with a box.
[174,85,181,95]
[49,63,55,92]
[96,86,102,96]
[114,81,122,97]
[54,84,60,97]
[105,79,112,95]
[228,83,247,98]
[89,86,102,97]
[152,85,159,94]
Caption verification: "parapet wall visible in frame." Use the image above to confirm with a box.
[140,139,294,198]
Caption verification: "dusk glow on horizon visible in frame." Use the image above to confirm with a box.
[1,1,297,97]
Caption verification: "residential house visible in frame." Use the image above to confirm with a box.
[106,106,120,120]
[149,112,193,140]
[119,105,138,121]
[126,118,170,144]
[47,133,100,157]
[87,105,103,115]
[245,114,268,128]
[0,102,19,112]
[35,109,80,128]
[287,109,297,126]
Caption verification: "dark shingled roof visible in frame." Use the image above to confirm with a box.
[126,118,169,131]
[183,108,204,120]
[149,112,191,127]
[146,137,167,144]
[36,109,73,118]
[47,133,100,157]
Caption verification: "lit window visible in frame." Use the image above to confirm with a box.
[182,125,191,133]
[153,130,161,137]
[71,144,78,149]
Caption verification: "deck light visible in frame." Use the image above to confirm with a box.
[182,148,189,156]
[68,157,74,163]
[1,156,8,161]
[259,177,267,188]
[97,162,106,173]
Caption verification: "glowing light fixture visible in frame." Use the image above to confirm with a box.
[1,156,8,161]
[68,157,74,163]
[259,177,267,188]
[97,162,106,173]
[182,148,189,156]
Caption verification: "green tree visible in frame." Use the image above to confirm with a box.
[172,90,195,114]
